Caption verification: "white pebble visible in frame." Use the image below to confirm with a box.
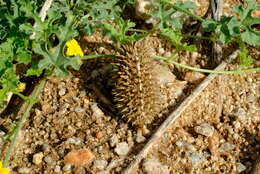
[33,152,44,165]
[194,123,214,137]
[114,142,130,156]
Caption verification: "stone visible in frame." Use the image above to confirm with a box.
[236,162,246,173]
[142,158,170,174]
[44,156,53,164]
[62,164,72,172]
[114,142,130,156]
[95,132,104,139]
[110,134,119,147]
[74,107,84,113]
[93,160,108,170]
[188,152,205,168]
[58,88,66,96]
[66,137,81,145]
[175,141,196,151]
[194,123,215,137]
[42,104,54,114]
[218,143,236,153]
[54,165,61,173]
[184,71,205,83]
[18,167,30,173]
[33,152,44,165]
[136,129,146,143]
[64,149,95,167]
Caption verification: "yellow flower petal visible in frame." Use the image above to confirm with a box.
[16,82,26,92]
[65,39,84,57]
[0,168,10,174]
[0,161,10,174]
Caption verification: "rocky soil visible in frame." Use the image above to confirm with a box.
[0,0,259,174]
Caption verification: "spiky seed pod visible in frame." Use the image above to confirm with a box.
[111,40,164,127]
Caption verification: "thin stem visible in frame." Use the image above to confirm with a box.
[182,34,213,41]
[161,0,204,22]
[155,55,260,74]
[127,28,148,33]
[3,78,46,167]
[81,54,119,60]
[11,91,30,102]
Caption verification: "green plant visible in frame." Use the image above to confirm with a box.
[0,0,259,170]
[152,0,260,66]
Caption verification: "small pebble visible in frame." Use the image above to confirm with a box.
[188,152,205,168]
[218,143,236,153]
[42,104,54,114]
[114,142,130,156]
[66,137,81,145]
[95,131,104,139]
[93,159,108,170]
[142,158,170,174]
[33,152,44,165]
[234,108,246,120]
[41,144,51,152]
[194,123,214,137]
[58,88,66,96]
[74,107,84,112]
[44,156,53,164]
[54,165,61,173]
[96,171,109,174]
[184,71,205,83]
[110,134,119,147]
[79,90,86,97]
[18,167,30,173]
[175,141,196,151]
[91,103,104,118]
[136,129,146,143]
[62,164,72,172]
[236,162,246,173]
[64,149,95,166]
[163,52,172,58]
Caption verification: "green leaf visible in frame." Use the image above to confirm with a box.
[26,61,43,76]
[16,51,31,64]
[241,29,260,46]
[101,20,144,43]
[160,28,197,52]
[202,19,218,32]
[238,41,253,66]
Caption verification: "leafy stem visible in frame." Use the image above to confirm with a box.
[155,55,260,74]
[3,78,46,167]
[161,0,204,22]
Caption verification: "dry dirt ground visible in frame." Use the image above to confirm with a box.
[0,0,260,174]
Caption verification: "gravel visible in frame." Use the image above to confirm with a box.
[54,165,61,173]
[32,152,44,165]
[114,142,130,156]
[142,158,170,174]
[58,88,66,96]
[218,143,236,153]
[62,164,72,172]
[18,167,30,174]
[194,123,215,137]
[136,129,146,143]
[93,159,108,170]
[110,134,119,147]
[44,156,53,164]
[236,162,247,173]
[188,152,206,168]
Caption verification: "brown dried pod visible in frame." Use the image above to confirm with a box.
[111,40,166,127]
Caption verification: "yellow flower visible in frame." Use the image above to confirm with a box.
[16,82,26,92]
[0,161,10,174]
[65,39,84,57]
